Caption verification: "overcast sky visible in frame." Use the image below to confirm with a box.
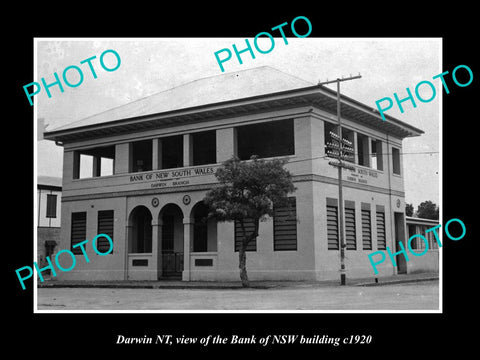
[36,38,441,209]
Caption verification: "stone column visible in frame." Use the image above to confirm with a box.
[216,127,237,162]
[183,134,193,167]
[115,143,131,174]
[151,219,162,280]
[124,225,133,280]
[182,219,193,281]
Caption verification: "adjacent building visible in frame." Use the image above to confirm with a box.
[37,176,62,269]
[43,66,430,282]
[405,216,440,273]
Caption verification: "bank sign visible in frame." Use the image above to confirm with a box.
[129,166,217,189]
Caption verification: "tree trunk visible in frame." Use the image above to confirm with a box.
[238,244,249,288]
[238,217,259,288]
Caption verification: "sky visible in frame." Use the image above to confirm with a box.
[35,38,441,209]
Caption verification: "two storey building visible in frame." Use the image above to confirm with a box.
[44,66,424,282]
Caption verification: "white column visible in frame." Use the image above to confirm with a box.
[183,134,193,167]
[151,219,161,280]
[216,128,237,162]
[182,219,193,281]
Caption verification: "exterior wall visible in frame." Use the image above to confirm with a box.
[205,181,316,281]
[405,221,440,273]
[56,196,127,281]
[37,227,61,266]
[312,181,401,280]
[37,188,61,227]
[54,105,428,282]
[37,186,62,266]
[407,252,439,273]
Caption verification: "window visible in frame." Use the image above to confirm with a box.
[130,206,152,253]
[407,224,418,248]
[71,212,87,254]
[345,201,356,250]
[361,207,372,250]
[376,211,386,250]
[237,119,294,160]
[193,203,209,252]
[161,135,183,169]
[192,131,216,166]
[392,147,401,175]
[131,140,152,173]
[273,197,297,251]
[371,139,383,170]
[357,133,370,167]
[426,225,439,249]
[97,210,114,253]
[46,194,57,218]
[234,219,257,252]
[326,198,339,250]
[73,146,115,179]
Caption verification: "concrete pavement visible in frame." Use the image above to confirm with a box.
[36,280,439,311]
[37,272,439,290]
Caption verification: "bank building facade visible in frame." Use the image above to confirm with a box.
[44,66,426,282]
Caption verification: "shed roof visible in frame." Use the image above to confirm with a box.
[37,175,62,189]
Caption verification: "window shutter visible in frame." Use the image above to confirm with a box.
[235,219,257,252]
[97,210,114,253]
[273,197,297,251]
[46,194,57,218]
[345,207,356,250]
[71,212,87,254]
[327,205,339,250]
[376,211,386,250]
[361,209,372,250]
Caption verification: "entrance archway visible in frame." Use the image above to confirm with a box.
[159,203,184,278]
[191,201,217,253]
[128,205,152,254]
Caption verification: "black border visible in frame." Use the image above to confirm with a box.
[7,5,476,355]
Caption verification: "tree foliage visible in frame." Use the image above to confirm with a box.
[416,200,439,220]
[405,203,414,217]
[204,156,295,287]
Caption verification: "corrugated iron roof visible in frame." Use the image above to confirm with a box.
[44,66,424,142]
[51,66,314,132]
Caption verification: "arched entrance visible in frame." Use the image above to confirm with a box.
[191,201,217,253]
[128,205,152,253]
[159,203,184,279]
[127,205,154,280]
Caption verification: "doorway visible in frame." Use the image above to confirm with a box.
[160,204,184,279]
[394,212,407,274]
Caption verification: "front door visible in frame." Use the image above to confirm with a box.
[161,215,183,278]
[394,212,407,274]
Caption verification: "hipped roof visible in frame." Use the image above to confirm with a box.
[44,66,423,143]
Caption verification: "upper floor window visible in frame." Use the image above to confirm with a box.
[46,194,57,218]
[324,122,355,164]
[73,145,115,179]
[371,139,383,171]
[161,135,183,169]
[192,130,216,166]
[392,147,401,175]
[131,140,152,173]
[237,119,294,160]
[357,133,370,167]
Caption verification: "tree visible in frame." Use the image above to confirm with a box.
[416,200,439,220]
[204,156,296,287]
[405,203,414,217]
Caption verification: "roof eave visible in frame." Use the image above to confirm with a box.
[44,85,424,143]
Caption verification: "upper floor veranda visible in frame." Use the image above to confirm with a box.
[44,67,423,200]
